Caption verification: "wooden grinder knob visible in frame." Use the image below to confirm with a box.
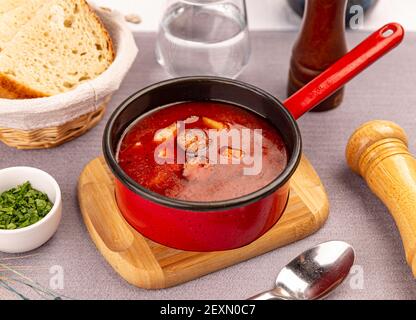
[346,120,416,276]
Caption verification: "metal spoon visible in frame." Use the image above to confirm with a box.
[248,241,355,300]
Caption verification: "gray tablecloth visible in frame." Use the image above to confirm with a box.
[1,31,416,300]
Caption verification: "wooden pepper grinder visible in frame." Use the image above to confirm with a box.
[346,120,416,277]
[288,0,348,112]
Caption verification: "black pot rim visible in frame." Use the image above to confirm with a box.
[103,76,302,212]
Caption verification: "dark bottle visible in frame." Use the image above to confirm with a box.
[288,0,348,112]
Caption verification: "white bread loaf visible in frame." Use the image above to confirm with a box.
[0,0,115,98]
[0,0,47,51]
[0,0,28,15]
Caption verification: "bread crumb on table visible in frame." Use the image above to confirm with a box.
[125,14,142,24]
[98,7,142,25]
[99,6,112,13]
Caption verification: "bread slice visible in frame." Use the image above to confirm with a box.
[0,0,115,98]
[0,0,28,15]
[0,0,48,51]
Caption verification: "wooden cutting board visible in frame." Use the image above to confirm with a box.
[78,155,329,289]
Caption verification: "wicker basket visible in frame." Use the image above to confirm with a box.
[0,98,109,150]
[0,7,138,150]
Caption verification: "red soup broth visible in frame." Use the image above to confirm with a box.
[117,101,288,202]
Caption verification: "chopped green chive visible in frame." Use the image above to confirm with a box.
[0,182,53,230]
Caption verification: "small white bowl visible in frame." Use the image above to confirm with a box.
[0,167,62,253]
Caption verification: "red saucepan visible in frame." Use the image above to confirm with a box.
[104,23,404,251]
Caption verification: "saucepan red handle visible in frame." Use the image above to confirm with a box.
[284,23,404,120]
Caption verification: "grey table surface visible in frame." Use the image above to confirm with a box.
[1,31,416,300]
